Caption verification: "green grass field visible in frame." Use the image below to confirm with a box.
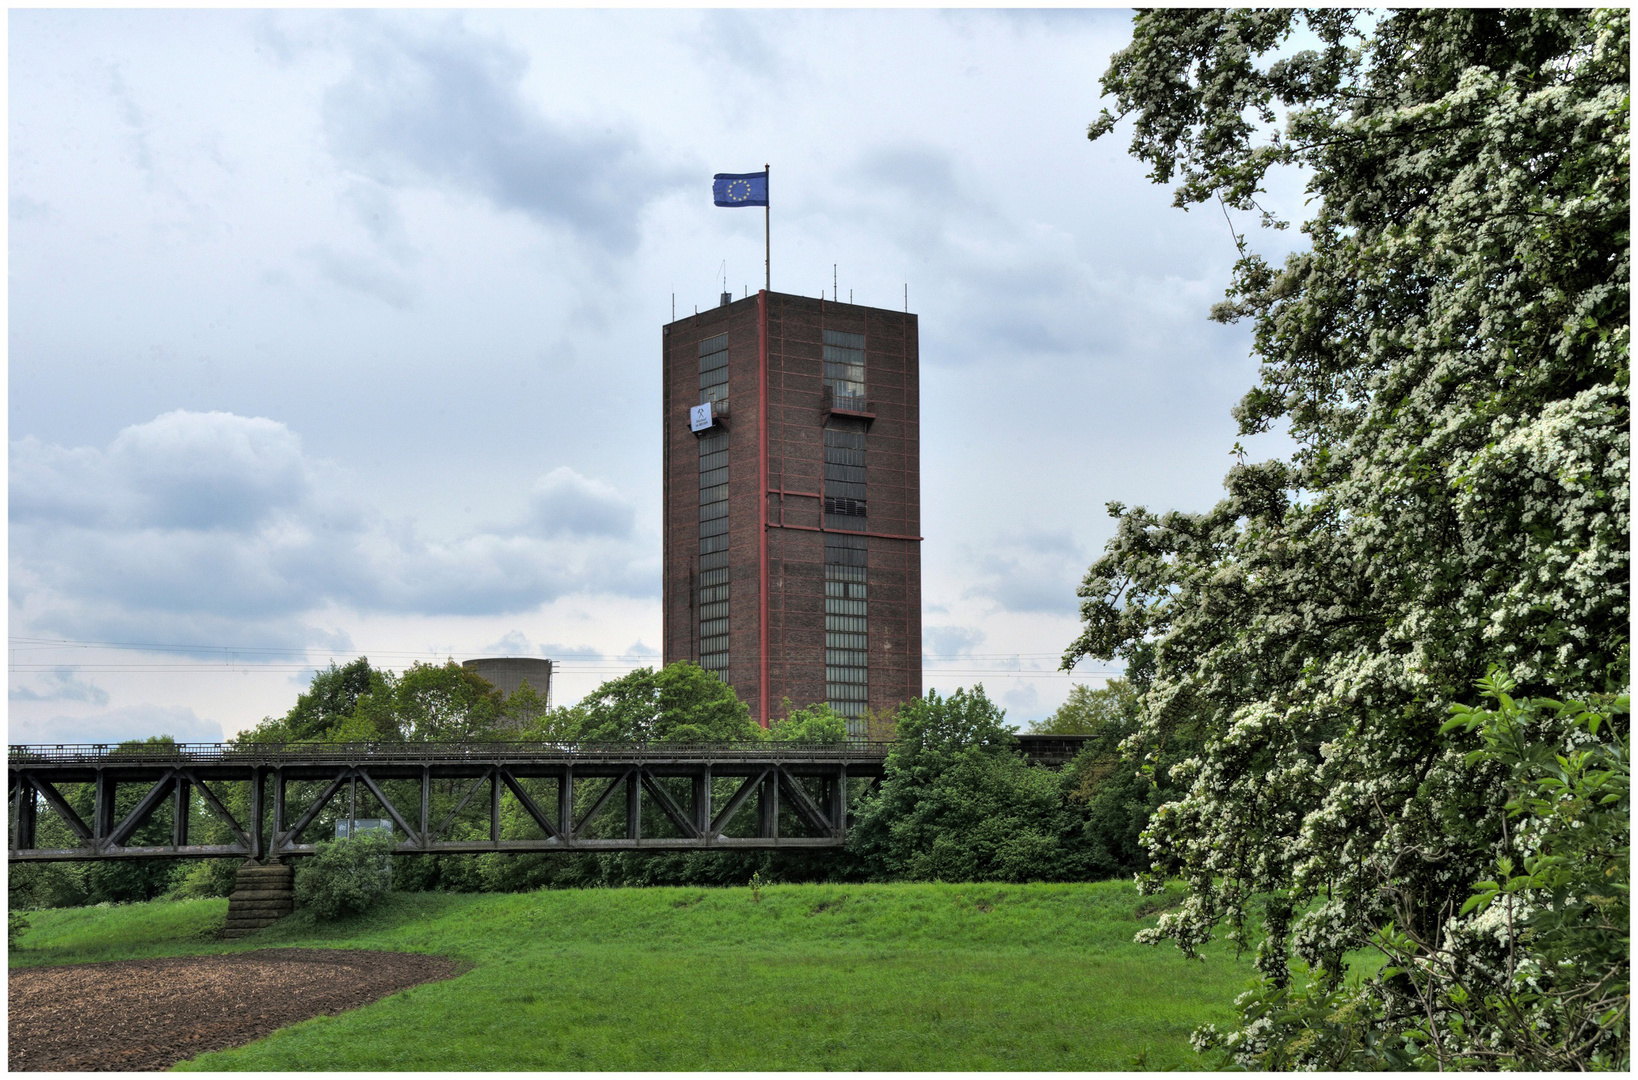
[12,880,1256,1070]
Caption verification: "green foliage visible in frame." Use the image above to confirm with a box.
[1028,679,1140,736]
[850,687,1137,882]
[284,658,385,740]
[572,661,763,744]
[164,859,240,901]
[392,661,509,740]
[9,910,30,948]
[8,862,90,910]
[1073,7,1630,1054]
[1195,676,1629,1070]
[15,881,1257,1071]
[294,832,395,921]
[768,700,850,744]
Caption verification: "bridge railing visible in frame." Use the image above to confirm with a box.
[8,740,898,766]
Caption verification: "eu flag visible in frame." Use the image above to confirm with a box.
[713,171,768,207]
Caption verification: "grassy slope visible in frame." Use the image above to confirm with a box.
[12,881,1254,1071]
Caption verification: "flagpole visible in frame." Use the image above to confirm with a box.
[764,163,771,293]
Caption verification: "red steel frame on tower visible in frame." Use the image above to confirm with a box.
[757,289,770,727]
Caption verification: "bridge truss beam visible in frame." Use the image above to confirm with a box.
[8,745,884,861]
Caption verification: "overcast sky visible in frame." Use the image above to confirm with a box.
[9,7,1304,743]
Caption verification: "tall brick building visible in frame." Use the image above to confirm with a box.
[662,290,922,733]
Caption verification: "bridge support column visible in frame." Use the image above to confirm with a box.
[93,771,114,854]
[420,767,430,848]
[490,770,501,844]
[15,780,37,852]
[626,771,641,840]
[172,776,190,848]
[224,860,295,939]
[248,769,264,861]
[693,769,710,838]
[758,770,778,839]
[559,767,574,838]
[272,770,285,855]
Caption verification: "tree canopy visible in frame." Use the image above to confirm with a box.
[1073,7,1627,1068]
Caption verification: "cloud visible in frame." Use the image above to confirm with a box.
[923,624,985,658]
[691,10,786,81]
[999,682,1042,724]
[963,530,1089,615]
[480,629,536,656]
[527,467,636,538]
[11,410,310,532]
[10,667,111,706]
[10,704,224,745]
[304,244,418,308]
[322,14,685,253]
[10,411,658,651]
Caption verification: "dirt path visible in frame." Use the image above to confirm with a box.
[8,948,462,1071]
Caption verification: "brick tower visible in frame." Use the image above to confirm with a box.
[662,291,921,733]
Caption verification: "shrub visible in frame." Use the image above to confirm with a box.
[166,858,241,900]
[295,831,395,920]
[9,910,31,948]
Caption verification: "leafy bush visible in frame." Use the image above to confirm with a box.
[1193,674,1629,1070]
[165,858,241,900]
[9,910,31,948]
[849,687,1130,883]
[295,831,395,920]
[8,862,89,910]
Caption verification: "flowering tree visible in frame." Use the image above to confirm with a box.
[1067,8,1628,1067]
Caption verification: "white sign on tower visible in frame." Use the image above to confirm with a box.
[690,402,715,432]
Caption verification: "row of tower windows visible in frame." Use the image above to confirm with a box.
[698,336,730,681]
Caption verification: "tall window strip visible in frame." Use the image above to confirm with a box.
[823,329,866,410]
[824,426,867,530]
[698,333,730,681]
[825,534,868,736]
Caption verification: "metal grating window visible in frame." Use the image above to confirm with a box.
[824,534,868,734]
[698,343,730,681]
[823,329,865,407]
[824,427,866,531]
[699,334,729,404]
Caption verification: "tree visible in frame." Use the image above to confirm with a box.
[284,658,387,740]
[769,700,851,745]
[391,661,507,741]
[1071,7,1628,1066]
[1027,679,1141,736]
[573,662,763,744]
[849,687,1103,883]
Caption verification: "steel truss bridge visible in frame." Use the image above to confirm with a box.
[7,736,1090,863]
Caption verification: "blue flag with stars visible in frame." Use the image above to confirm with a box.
[713,171,768,207]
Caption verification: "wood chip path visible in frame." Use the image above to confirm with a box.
[9,948,462,1071]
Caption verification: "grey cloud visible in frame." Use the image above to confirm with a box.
[692,10,785,80]
[340,178,416,263]
[964,530,1088,615]
[305,244,418,309]
[540,642,605,661]
[858,145,961,204]
[923,624,985,658]
[527,467,636,538]
[10,194,53,222]
[10,667,111,706]
[10,704,223,745]
[11,411,310,532]
[10,413,659,652]
[480,630,536,656]
[323,15,683,254]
